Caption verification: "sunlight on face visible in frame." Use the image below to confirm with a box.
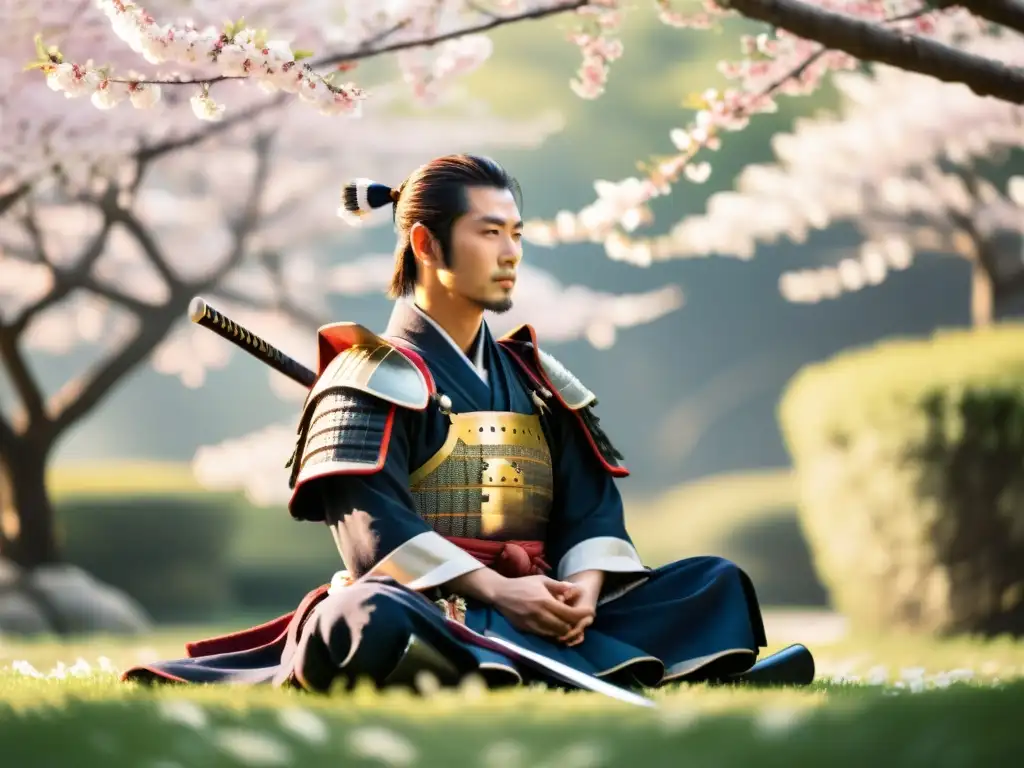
[442,186,523,313]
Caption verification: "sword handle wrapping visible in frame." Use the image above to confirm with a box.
[187,296,317,389]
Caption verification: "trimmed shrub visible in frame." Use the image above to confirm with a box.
[51,460,347,622]
[779,323,1024,637]
[626,469,829,607]
[58,491,243,622]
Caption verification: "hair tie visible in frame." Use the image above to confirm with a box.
[338,177,397,226]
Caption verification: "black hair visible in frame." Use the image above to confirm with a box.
[339,154,522,298]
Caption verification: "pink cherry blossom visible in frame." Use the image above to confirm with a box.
[582,23,1024,322]
[5,1,688,514]
[522,4,1022,265]
[8,0,1024,534]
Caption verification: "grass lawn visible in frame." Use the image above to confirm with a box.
[31,463,1023,763]
[2,628,1023,767]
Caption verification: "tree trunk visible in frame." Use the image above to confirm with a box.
[0,438,60,569]
[971,261,995,327]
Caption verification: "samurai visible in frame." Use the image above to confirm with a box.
[122,154,815,696]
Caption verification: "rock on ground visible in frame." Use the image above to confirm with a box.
[0,558,152,637]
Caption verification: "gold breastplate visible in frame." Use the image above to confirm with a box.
[408,411,554,541]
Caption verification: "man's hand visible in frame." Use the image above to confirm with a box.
[558,570,604,647]
[492,575,594,639]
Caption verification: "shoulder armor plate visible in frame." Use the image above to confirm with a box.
[306,322,432,412]
[534,347,597,411]
[287,388,393,491]
[497,324,628,477]
[285,323,434,520]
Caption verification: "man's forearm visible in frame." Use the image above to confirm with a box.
[443,567,508,605]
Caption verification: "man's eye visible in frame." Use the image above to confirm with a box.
[484,229,499,235]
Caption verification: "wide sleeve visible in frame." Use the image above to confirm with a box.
[545,407,649,601]
[312,408,485,592]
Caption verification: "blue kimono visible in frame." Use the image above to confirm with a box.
[121,300,813,693]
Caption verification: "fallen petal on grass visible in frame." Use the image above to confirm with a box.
[276,706,328,744]
[754,705,812,736]
[213,728,292,766]
[156,699,208,729]
[347,725,418,767]
[480,740,528,768]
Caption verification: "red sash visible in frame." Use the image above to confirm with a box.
[445,537,549,578]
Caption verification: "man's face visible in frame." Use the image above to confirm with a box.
[440,186,523,313]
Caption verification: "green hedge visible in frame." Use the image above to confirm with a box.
[59,492,242,622]
[57,485,342,623]
[627,469,828,607]
[779,323,1024,637]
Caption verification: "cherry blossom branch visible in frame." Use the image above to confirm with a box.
[107,203,179,289]
[135,93,288,165]
[724,0,1024,103]
[48,304,174,435]
[524,40,835,253]
[524,5,947,259]
[7,200,115,337]
[151,17,417,88]
[33,0,595,121]
[203,132,277,294]
[0,183,32,218]
[44,131,277,436]
[311,0,593,68]
[78,279,157,316]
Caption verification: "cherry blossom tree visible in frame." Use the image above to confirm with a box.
[563,25,1024,326]
[14,0,1024,574]
[29,1,1024,272]
[522,4,1024,255]
[0,0,683,573]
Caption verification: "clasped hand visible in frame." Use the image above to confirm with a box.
[492,575,595,647]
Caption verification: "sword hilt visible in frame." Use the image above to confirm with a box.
[188,296,317,388]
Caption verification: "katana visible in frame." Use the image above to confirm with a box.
[187,296,317,388]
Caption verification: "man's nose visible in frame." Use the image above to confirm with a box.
[499,241,522,265]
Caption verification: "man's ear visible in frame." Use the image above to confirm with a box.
[410,223,442,268]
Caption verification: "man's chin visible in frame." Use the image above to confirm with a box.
[474,296,514,314]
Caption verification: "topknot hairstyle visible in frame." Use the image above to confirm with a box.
[337,178,400,224]
[336,155,521,298]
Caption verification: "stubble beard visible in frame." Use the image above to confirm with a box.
[473,296,514,314]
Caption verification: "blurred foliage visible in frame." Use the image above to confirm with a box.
[50,462,828,622]
[779,323,1024,638]
[626,468,828,607]
[57,492,241,623]
[52,464,338,622]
